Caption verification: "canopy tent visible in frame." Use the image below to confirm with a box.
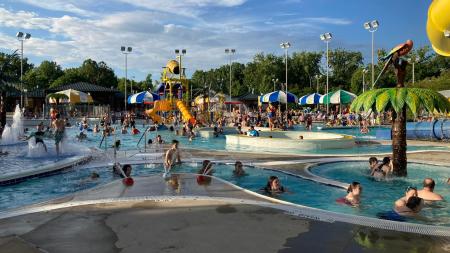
[127,91,160,104]
[299,93,322,105]
[259,90,298,104]
[48,89,93,104]
[319,90,357,104]
[439,90,450,101]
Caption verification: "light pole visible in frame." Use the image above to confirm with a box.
[364,20,379,89]
[16,32,31,108]
[175,49,187,101]
[280,42,290,114]
[121,46,132,112]
[362,68,368,93]
[271,78,278,91]
[225,48,236,111]
[410,57,420,84]
[320,33,332,114]
[315,75,321,94]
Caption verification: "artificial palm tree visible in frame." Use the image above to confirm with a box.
[351,41,450,176]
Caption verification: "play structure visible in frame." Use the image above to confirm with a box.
[427,0,450,56]
[145,59,195,124]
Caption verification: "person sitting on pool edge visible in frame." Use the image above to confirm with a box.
[417,178,444,202]
[263,176,285,195]
[394,186,424,215]
[233,161,246,177]
[247,126,259,137]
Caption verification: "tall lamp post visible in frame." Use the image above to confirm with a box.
[225,48,236,111]
[175,49,187,101]
[315,75,321,94]
[364,20,379,89]
[409,57,420,84]
[280,42,290,114]
[320,33,332,115]
[362,68,368,93]
[271,78,278,91]
[16,32,31,108]
[121,46,132,112]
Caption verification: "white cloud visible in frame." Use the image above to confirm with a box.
[0,8,51,29]
[15,0,97,17]
[0,4,352,80]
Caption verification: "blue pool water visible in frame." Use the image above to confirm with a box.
[63,125,448,155]
[0,163,341,212]
[312,162,450,226]
[1,162,449,226]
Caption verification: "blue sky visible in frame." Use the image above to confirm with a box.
[0,0,431,81]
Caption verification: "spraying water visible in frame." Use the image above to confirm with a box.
[27,137,47,158]
[1,105,24,145]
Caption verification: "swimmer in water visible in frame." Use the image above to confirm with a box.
[417,178,444,202]
[394,186,424,216]
[164,140,181,176]
[344,182,362,206]
[263,176,285,195]
[232,161,246,177]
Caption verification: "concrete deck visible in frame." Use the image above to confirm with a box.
[0,175,449,253]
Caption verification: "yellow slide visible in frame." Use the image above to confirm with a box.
[145,100,172,124]
[427,0,450,56]
[176,100,196,124]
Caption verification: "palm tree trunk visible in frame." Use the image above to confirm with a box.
[392,57,408,176]
[392,107,407,176]
[0,92,6,135]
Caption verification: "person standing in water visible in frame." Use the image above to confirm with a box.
[164,140,181,176]
[52,113,65,155]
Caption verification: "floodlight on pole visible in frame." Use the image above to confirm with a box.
[121,45,132,112]
[320,33,332,115]
[225,48,236,111]
[175,49,187,101]
[16,31,31,109]
[280,42,290,116]
[364,19,379,89]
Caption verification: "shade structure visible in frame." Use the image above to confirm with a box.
[299,93,322,105]
[48,89,93,104]
[320,90,357,104]
[194,95,220,105]
[259,90,298,104]
[127,91,160,104]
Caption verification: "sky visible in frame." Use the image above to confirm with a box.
[0,0,432,81]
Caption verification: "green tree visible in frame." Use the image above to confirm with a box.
[0,51,21,131]
[24,60,63,89]
[51,68,85,88]
[329,49,363,90]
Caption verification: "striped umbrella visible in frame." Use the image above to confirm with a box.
[127,91,160,104]
[319,90,357,104]
[259,90,298,104]
[299,93,322,105]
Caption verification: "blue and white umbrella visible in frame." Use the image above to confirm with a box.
[259,90,298,104]
[298,93,322,105]
[127,91,160,104]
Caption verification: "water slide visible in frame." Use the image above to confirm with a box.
[427,0,450,56]
[176,100,196,124]
[145,100,171,124]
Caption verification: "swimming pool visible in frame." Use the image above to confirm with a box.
[63,125,449,155]
[1,161,448,226]
[310,162,450,226]
[0,163,342,212]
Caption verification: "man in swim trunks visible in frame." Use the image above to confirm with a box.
[417,178,444,202]
[394,187,424,215]
[164,140,181,174]
[52,113,65,155]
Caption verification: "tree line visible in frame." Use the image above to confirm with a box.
[190,46,450,97]
[0,53,153,92]
[1,45,449,99]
